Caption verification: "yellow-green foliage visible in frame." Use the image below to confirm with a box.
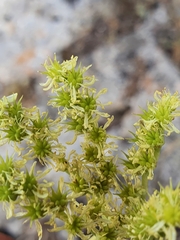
[0,56,180,239]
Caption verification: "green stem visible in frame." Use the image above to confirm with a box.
[142,171,148,200]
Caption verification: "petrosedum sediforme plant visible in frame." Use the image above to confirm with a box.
[0,56,180,239]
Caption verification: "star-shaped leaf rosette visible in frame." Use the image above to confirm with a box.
[0,56,180,240]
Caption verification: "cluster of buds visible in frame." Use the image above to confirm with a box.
[0,56,180,239]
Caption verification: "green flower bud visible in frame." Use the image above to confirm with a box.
[33,137,51,159]
[24,202,45,221]
[0,183,17,201]
[66,215,84,236]
[100,161,117,177]
[67,116,85,133]
[77,95,96,113]
[4,122,27,142]
[50,188,68,211]
[65,68,83,89]
[0,156,14,179]
[51,89,72,108]
[89,127,107,144]
[22,171,38,198]
[69,178,88,193]
[31,112,49,133]
[84,144,99,163]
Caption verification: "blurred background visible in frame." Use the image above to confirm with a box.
[1,0,180,239]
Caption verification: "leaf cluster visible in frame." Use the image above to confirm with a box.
[0,56,180,239]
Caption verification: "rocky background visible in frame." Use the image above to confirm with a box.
[1,0,180,239]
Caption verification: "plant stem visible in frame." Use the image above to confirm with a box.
[142,171,148,200]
